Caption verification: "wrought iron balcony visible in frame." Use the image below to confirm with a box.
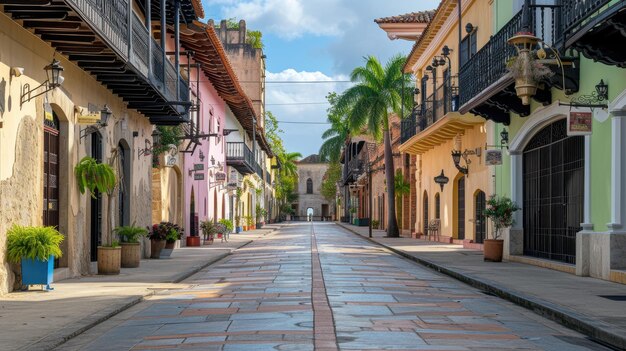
[2,0,194,125]
[226,142,255,175]
[400,80,459,144]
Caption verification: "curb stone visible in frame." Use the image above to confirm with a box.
[337,223,626,351]
[26,228,280,351]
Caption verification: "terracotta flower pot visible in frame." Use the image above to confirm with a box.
[120,242,141,268]
[98,246,121,275]
[150,239,166,259]
[483,239,504,262]
[186,236,201,247]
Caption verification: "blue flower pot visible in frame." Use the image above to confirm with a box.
[21,255,54,290]
[236,227,242,233]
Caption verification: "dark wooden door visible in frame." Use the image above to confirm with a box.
[43,115,60,267]
[475,190,486,244]
[457,177,465,240]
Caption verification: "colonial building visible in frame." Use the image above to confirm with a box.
[458,0,626,282]
[0,0,199,293]
[293,155,334,221]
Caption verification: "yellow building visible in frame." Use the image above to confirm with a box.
[400,0,495,245]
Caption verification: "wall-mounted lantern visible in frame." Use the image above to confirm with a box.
[434,169,449,192]
[451,147,481,176]
[138,129,162,158]
[21,59,64,107]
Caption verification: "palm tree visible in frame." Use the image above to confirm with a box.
[336,55,412,237]
[279,151,302,178]
[319,114,350,163]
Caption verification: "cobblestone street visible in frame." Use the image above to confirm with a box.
[57,223,611,351]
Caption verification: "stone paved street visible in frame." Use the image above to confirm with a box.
[56,223,612,351]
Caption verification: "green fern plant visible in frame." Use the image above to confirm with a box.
[74,156,116,198]
[114,224,149,243]
[218,219,234,233]
[6,225,64,263]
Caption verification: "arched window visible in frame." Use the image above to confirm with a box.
[435,193,440,219]
[306,178,313,194]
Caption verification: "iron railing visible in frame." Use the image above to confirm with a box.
[562,0,612,38]
[400,80,458,144]
[458,4,579,108]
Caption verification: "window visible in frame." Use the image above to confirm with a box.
[460,29,477,68]
[306,178,313,194]
[435,193,440,219]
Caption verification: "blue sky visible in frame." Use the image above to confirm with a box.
[201,0,440,157]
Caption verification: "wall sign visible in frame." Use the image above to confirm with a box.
[215,171,227,182]
[568,111,593,136]
[194,163,204,171]
[194,173,205,181]
[485,149,503,166]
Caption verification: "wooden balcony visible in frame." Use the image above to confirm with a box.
[1,0,197,125]
[226,142,255,175]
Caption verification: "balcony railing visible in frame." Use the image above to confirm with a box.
[562,0,611,39]
[400,81,458,144]
[226,142,255,174]
[459,5,562,108]
[65,0,189,119]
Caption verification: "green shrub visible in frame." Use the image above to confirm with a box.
[6,225,64,263]
[218,219,234,233]
[371,220,379,229]
[114,225,148,243]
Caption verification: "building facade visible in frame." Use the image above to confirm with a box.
[0,0,199,293]
[293,155,334,221]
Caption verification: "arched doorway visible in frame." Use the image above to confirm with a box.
[523,119,583,264]
[117,140,131,226]
[475,190,486,244]
[456,176,466,240]
[307,207,314,221]
[90,132,103,261]
[43,112,61,267]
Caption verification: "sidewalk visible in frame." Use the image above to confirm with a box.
[337,222,626,350]
[0,225,280,351]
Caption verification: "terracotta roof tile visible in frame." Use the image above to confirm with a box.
[374,11,436,24]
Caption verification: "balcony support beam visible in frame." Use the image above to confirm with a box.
[146,0,152,73]
[174,0,181,100]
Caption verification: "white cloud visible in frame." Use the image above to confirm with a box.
[213,0,358,39]
[265,69,350,156]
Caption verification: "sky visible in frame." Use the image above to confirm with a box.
[201,0,441,157]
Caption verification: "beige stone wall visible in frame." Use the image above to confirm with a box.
[0,12,153,294]
[295,163,334,217]
[416,124,491,240]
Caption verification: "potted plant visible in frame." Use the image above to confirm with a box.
[371,219,379,230]
[255,204,267,229]
[218,219,233,242]
[200,220,216,245]
[74,155,121,275]
[483,195,520,262]
[507,33,553,105]
[114,224,148,268]
[6,225,63,291]
[148,223,168,258]
[161,222,182,258]
[245,216,255,230]
[235,216,242,233]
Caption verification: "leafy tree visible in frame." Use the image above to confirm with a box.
[394,171,411,228]
[321,161,342,202]
[279,152,302,178]
[336,55,412,237]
